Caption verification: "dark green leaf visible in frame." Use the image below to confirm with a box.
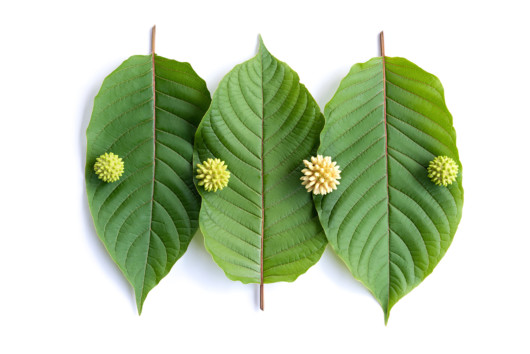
[86,54,211,313]
[316,56,463,322]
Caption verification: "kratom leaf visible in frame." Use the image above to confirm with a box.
[315,56,463,323]
[193,38,327,308]
[86,54,211,313]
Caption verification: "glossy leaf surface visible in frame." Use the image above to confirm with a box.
[86,54,211,313]
[193,40,327,291]
[315,56,463,322]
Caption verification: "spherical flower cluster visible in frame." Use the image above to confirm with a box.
[301,155,341,195]
[94,152,124,183]
[427,156,459,186]
[196,158,230,192]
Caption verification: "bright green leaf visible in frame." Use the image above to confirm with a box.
[86,54,211,313]
[193,39,327,307]
[315,56,463,323]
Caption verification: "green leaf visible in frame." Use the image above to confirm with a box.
[315,56,463,323]
[193,38,327,307]
[86,54,211,313]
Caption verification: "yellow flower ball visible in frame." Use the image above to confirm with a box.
[94,152,124,183]
[196,158,230,192]
[427,156,459,186]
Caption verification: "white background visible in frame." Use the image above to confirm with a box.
[1,0,529,352]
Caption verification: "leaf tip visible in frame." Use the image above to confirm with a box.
[258,34,269,56]
[136,300,144,316]
[135,287,147,315]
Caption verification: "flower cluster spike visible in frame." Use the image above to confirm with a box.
[427,156,459,186]
[196,158,230,192]
[94,152,124,183]
[301,155,341,195]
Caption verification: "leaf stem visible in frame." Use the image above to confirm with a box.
[380,31,385,57]
[151,25,156,54]
[260,283,264,310]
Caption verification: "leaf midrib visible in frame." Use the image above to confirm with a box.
[138,52,157,313]
[259,45,265,306]
[382,55,392,322]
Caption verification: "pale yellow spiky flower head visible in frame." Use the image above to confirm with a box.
[301,155,341,195]
[427,156,459,186]
[94,152,124,183]
[196,158,230,192]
